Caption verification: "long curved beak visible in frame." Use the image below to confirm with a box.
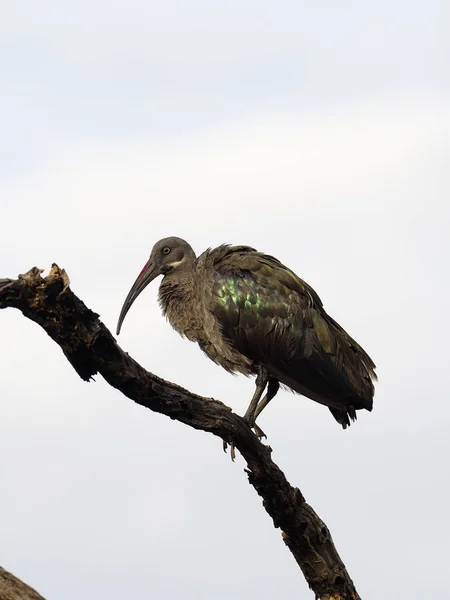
[116,260,159,335]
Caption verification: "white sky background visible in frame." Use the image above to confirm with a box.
[0,2,449,598]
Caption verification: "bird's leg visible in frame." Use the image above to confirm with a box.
[252,378,280,439]
[242,367,269,427]
[223,369,271,459]
[254,378,280,421]
[223,368,269,460]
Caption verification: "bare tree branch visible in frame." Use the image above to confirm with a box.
[0,566,45,600]
[0,265,361,600]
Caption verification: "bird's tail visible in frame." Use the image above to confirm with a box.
[329,406,358,429]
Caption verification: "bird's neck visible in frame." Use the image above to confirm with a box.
[158,266,201,336]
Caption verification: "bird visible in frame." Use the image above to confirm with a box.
[116,236,376,441]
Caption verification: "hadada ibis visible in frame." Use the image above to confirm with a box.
[116,237,376,439]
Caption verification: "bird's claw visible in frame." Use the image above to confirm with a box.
[222,418,267,461]
[252,423,267,440]
[243,416,267,440]
[223,440,236,461]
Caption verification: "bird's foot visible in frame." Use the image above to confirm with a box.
[242,415,267,440]
[252,422,267,440]
[222,439,236,461]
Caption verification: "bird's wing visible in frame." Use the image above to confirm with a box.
[208,246,376,411]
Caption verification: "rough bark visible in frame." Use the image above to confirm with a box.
[0,566,45,600]
[0,266,361,600]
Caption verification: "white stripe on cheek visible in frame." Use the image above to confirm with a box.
[168,259,185,268]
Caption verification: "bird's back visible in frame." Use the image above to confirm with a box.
[201,244,376,426]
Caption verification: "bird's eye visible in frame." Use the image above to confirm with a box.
[163,247,171,255]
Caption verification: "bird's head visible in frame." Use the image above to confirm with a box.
[116,236,195,335]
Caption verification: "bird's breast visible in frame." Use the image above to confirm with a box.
[159,272,253,375]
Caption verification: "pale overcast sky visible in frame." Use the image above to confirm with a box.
[1,2,449,599]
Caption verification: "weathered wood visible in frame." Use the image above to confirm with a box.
[0,566,45,600]
[0,266,361,600]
